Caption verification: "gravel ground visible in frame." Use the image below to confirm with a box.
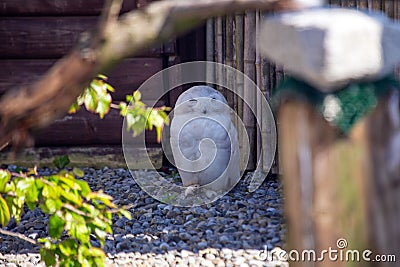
[0,167,287,267]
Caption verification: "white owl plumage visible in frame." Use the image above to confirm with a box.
[170,86,240,192]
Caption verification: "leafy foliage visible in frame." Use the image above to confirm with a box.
[0,75,169,266]
[0,156,131,267]
[69,75,170,142]
[53,155,71,169]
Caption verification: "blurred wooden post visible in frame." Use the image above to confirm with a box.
[278,91,400,267]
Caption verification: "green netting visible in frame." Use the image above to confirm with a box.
[274,75,400,134]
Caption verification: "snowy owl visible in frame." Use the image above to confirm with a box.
[170,86,240,194]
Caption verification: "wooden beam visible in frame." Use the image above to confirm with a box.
[0,58,163,101]
[0,17,162,59]
[0,0,139,16]
[0,145,163,169]
[32,108,164,146]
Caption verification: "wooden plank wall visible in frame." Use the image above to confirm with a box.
[0,0,172,147]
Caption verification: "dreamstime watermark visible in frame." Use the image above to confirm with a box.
[122,61,277,206]
[259,238,397,263]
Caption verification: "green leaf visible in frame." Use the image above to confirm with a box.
[49,214,65,239]
[53,155,70,169]
[97,74,108,81]
[0,196,10,227]
[126,95,133,103]
[60,190,82,206]
[78,245,91,266]
[38,238,54,249]
[6,196,24,223]
[4,181,15,194]
[119,209,132,220]
[42,184,59,199]
[84,88,98,113]
[0,170,11,192]
[45,198,62,213]
[119,102,128,116]
[59,258,81,267]
[72,168,84,178]
[158,110,170,124]
[105,83,115,93]
[95,93,112,119]
[94,228,107,246]
[81,203,97,216]
[14,167,23,173]
[75,180,91,197]
[77,94,85,106]
[16,177,36,199]
[149,110,165,128]
[69,222,90,243]
[40,248,57,267]
[81,78,113,119]
[25,183,39,203]
[87,192,114,208]
[59,176,78,190]
[59,239,77,256]
[35,179,44,190]
[94,257,106,267]
[133,90,141,101]
[26,201,36,211]
[126,112,147,137]
[156,126,162,143]
[91,216,108,229]
[87,247,105,258]
[68,101,81,114]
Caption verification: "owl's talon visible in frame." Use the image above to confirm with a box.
[184,184,199,197]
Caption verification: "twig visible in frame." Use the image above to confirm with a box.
[62,203,91,218]
[110,103,120,109]
[0,228,38,246]
[109,102,170,111]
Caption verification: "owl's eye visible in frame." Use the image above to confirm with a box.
[189,99,197,102]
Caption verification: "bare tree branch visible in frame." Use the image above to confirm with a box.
[0,0,316,149]
[0,228,38,245]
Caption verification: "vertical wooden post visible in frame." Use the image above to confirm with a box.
[362,91,400,265]
[278,90,400,267]
[206,18,215,84]
[244,11,256,169]
[215,16,224,88]
[225,15,236,110]
[255,11,263,169]
[235,13,245,170]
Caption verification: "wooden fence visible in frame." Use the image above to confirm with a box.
[1,0,399,170]
[208,0,400,172]
[0,0,198,168]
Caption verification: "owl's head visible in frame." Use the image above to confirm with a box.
[174,86,229,116]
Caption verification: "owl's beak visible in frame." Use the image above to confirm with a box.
[198,102,207,114]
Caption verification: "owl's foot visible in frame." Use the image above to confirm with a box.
[184,184,200,197]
